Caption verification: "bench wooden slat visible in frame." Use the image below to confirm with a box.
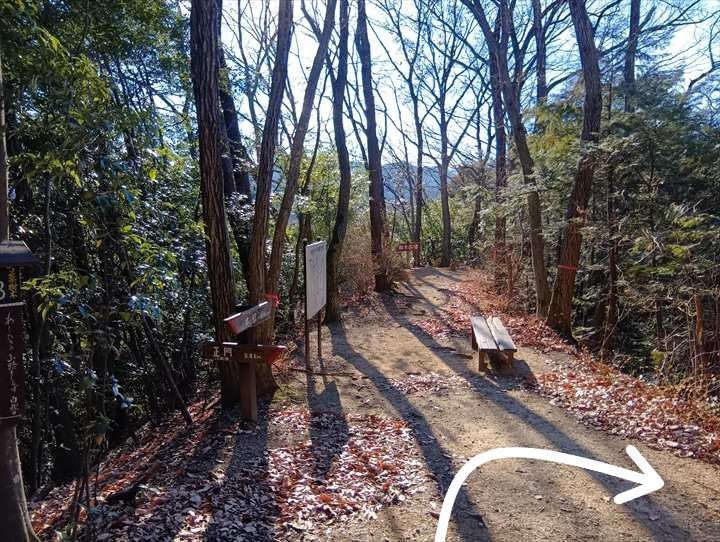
[471,316,497,351]
[488,317,517,352]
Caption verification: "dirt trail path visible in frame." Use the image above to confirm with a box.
[316,267,720,541]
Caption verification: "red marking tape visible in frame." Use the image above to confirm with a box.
[558,264,578,271]
[264,293,280,308]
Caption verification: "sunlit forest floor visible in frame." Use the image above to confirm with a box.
[31,268,720,541]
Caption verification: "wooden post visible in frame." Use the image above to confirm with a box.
[236,328,257,422]
[317,310,322,360]
[303,239,310,368]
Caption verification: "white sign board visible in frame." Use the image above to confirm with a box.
[305,241,327,319]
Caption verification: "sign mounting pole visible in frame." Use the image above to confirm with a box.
[304,239,327,369]
[317,309,322,360]
[303,239,310,369]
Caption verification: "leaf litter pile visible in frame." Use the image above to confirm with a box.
[30,400,425,541]
[418,270,720,464]
[535,364,720,464]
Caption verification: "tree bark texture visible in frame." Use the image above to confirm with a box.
[356,0,390,291]
[412,97,424,265]
[267,0,336,305]
[624,0,641,113]
[546,0,602,337]
[325,0,351,323]
[247,0,292,302]
[488,37,507,291]
[464,0,550,315]
[190,0,242,405]
[439,108,452,267]
[247,0,292,391]
[218,35,253,285]
[0,426,38,542]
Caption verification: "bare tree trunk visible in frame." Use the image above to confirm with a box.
[218,35,253,285]
[413,97,424,265]
[0,427,38,542]
[356,0,390,291]
[247,0,292,393]
[439,108,452,267]
[546,0,602,337]
[624,0,641,113]
[464,0,550,315]
[190,0,241,405]
[488,35,507,291]
[326,0,351,323]
[266,0,336,311]
[531,0,547,107]
[289,121,320,313]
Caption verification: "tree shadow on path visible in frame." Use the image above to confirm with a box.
[306,356,350,481]
[203,396,278,541]
[329,322,492,542]
[382,284,696,541]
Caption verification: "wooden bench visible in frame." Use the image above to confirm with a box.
[470,315,517,372]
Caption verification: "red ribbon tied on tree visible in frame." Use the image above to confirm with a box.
[264,292,280,308]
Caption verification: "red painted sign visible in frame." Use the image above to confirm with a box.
[397,242,420,252]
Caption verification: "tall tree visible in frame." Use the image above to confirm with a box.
[190,0,238,406]
[356,0,390,291]
[0,49,38,542]
[248,0,293,376]
[463,0,551,315]
[266,0,337,312]
[488,34,508,290]
[546,0,602,337]
[218,35,253,285]
[377,0,428,263]
[425,0,475,267]
[325,0,352,322]
[602,0,641,355]
[623,0,641,113]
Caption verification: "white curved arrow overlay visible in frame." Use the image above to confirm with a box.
[434,445,664,542]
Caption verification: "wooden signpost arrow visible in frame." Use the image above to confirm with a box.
[224,301,272,336]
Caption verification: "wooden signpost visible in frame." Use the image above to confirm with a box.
[397,242,420,252]
[200,342,287,365]
[303,239,326,368]
[0,241,38,425]
[201,302,281,421]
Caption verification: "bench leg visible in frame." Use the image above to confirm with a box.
[505,351,514,372]
[477,351,488,372]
